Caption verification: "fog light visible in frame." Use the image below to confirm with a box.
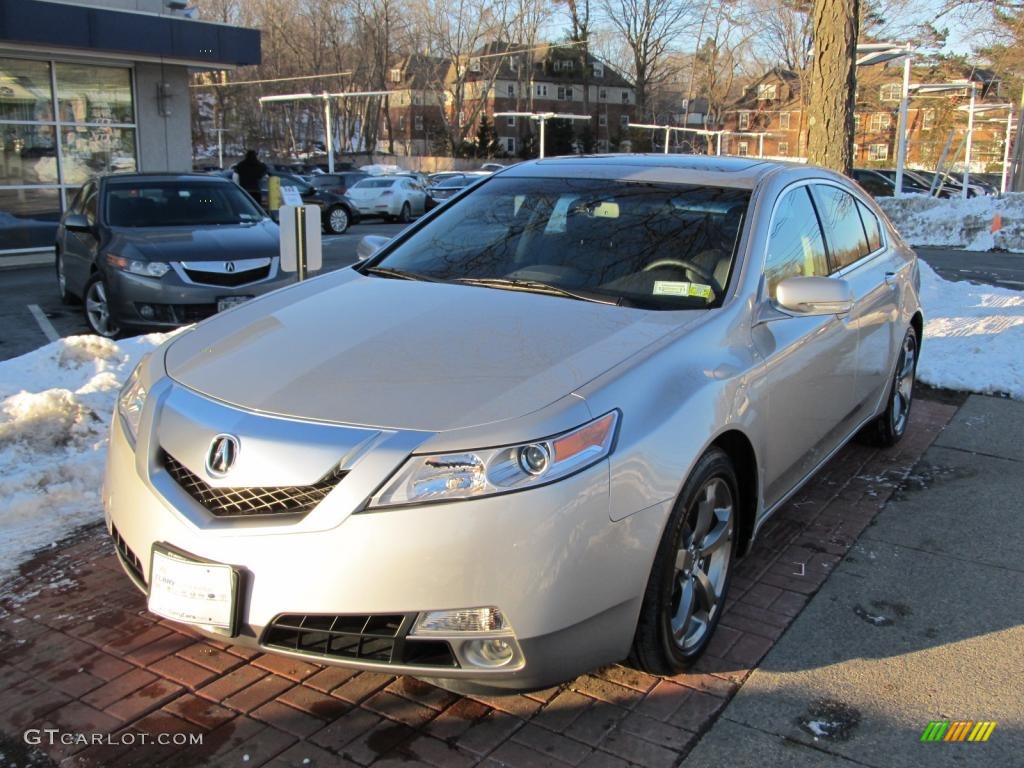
[413,606,506,634]
[463,637,515,668]
[138,304,155,319]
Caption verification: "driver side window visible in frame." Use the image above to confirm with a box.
[764,187,828,298]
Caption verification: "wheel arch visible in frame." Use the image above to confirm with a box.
[708,428,759,557]
[910,310,923,352]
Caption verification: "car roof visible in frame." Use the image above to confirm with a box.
[499,154,795,189]
[101,172,233,184]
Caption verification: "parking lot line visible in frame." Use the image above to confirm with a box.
[27,304,60,343]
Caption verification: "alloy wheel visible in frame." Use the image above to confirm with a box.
[891,331,916,436]
[85,279,119,338]
[329,207,349,233]
[670,477,734,653]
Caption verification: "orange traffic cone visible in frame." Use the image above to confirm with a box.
[991,212,1003,233]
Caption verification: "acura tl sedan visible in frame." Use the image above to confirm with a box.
[57,173,292,337]
[105,155,921,693]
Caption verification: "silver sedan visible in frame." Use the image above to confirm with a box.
[104,155,921,693]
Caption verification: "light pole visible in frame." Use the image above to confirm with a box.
[962,104,1015,194]
[259,91,391,173]
[912,81,980,199]
[854,42,915,196]
[494,112,591,158]
[211,127,228,169]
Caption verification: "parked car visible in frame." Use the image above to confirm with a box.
[104,155,921,693]
[346,176,427,221]
[424,172,490,211]
[307,172,369,196]
[851,168,939,198]
[259,171,359,234]
[873,169,954,198]
[55,173,292,338]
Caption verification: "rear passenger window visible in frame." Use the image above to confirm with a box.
[764,187,829,298]
[856,199,882,252]
[812,185,870,270]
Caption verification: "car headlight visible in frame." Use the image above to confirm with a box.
[369,411,619,508]
[106,254,170,278]
[117,359,148,444]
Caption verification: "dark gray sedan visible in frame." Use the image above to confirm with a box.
[56,173,293,337]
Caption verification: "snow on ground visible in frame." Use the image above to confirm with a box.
[0,333,173,587]
[918,261,1024,398]
[878,192,1024,252]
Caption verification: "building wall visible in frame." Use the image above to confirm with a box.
[134,62,192,172]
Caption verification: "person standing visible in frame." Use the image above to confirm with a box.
[234,149,267,203]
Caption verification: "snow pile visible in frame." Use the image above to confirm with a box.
[0,333,173,586]
[878,193,1024,252]
[919,262,1024,398]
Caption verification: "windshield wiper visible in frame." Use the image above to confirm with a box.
[361,265,440,282]
[452,277,621,306]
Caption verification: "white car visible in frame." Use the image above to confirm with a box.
[347,176,427,222]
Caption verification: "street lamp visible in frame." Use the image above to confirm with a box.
[259,91,391,173]
[959,103,1014,194]
[211,127,228,169]
[494,112,591,158]
[913,81,978,199]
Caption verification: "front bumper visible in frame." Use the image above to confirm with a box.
[103,390,664,690]
[105,262,293,330]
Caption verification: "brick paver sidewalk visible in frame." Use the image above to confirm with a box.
[0,398,957,768]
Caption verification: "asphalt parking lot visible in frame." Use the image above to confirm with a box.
[0,222,407,363]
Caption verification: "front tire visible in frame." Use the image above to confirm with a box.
[397,202,411,223]
[326,205,350,234]
[629,448,738,674]
[83,273,121,338]
[863,326,918,447]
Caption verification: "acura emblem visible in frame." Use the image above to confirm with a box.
[206,434,239,477]
[225,261,236,273]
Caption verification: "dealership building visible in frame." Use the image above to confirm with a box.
[0,0,260,255]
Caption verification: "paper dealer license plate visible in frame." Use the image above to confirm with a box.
[148,547,237,629]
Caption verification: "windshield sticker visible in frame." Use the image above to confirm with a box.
[653,281,713,299]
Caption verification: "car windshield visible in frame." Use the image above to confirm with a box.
[355,178,397,189]
[106,181,265,227]
[367,176,750,310]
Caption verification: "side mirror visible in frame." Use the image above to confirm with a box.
[64,213,92,233]
[356,235,390,261]
[774,276,854,317]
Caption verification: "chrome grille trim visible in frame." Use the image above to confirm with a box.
[162,451,345,518]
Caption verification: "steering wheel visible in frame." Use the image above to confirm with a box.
[642,258,715,283]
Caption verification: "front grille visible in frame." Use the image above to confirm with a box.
[133,303,217,324]
[111,523,146,587]
[183,265,271,287]
[263,613,458,668]
[163,452,345,518]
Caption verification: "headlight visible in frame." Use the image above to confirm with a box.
[117,360,148,444]
[369,411,619,508]
[106,254,170,278]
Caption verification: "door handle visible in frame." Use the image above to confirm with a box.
[884,271,897,286]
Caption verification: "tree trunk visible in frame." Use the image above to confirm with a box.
[807,0,859,174]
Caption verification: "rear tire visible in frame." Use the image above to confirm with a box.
[628,448,738,674]
[862,326,918,447]
[325,205,350,234]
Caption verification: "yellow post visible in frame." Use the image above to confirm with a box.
[267,175,281,211]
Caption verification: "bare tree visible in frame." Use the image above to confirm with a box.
[807,0,859,172]
[599,0,692,120]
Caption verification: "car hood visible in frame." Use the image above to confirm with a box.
[164,270,695,432]
[108,220,279,262]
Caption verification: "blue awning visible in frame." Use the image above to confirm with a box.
[0,0,260,67]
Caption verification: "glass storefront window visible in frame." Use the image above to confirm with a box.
[61,126,136,184]
[56,63,134,124]
[0,58,136,253]
[0,124,58,185]
[0,187,60,251]
[0,58,54,123]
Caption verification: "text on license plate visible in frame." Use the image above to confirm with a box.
[148,548,235,629]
